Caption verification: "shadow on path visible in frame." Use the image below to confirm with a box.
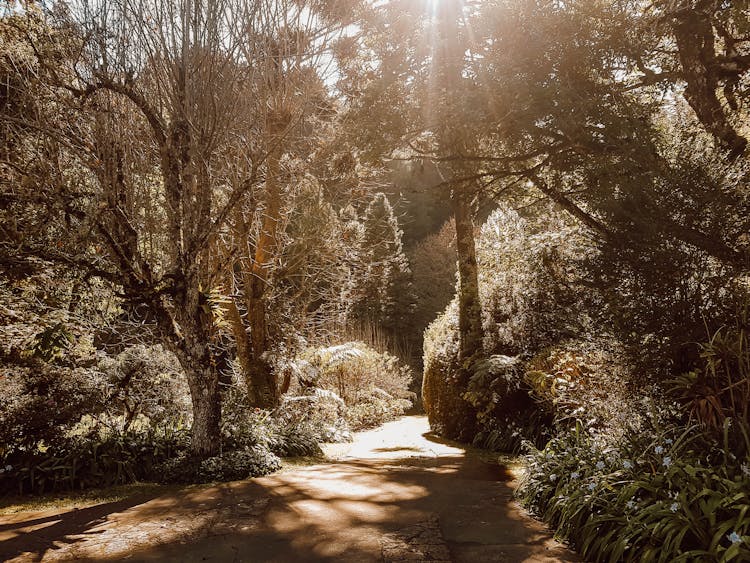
[0,495,162,562]
[0,417,578,562]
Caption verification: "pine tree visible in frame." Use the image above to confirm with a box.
[346,193,415,333]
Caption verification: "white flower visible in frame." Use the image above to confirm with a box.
[596,461,605,470]
[626,500,636,509]
[728,531,742,545]
[664,438,673,445]
[4,464,11,471]
[623,460,633,469]
[550,474,558,482]
[742,463,750,477]
[662,456,672,467]
[654,445,664,454]
[588,482,596,491]
[571,471,580,480]
[670,502,679,512]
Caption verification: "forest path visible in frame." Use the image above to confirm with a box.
[0,416,577,562]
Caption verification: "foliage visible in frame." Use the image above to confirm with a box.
[523,338,638,436]
[0,360,107,454]
[302,342,414,406]
[0,422,190,495]
[344,193,416,333]
[477,208,595,355]
[465,355,551,454]
[277,389,353,443]
[519,419,750,562]
[97,344,193,428]
[346,392,412,431]
[422,300,477,440]
[669,309,750,429]
[0,373,323,494]
[155,446,282,485]
[222,382,325,457]
[294,341,414,431]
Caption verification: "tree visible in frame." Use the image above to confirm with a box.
[1,1,260,457]
[338,0,485,361]
[408,219,456,344]
[608,0,750,159]
[219,0,365,407]
[346,192,415,333]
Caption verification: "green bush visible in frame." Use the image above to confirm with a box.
[276,389,352,443]
[464,355,551,453]
[519,419,750,562]
[97,344,192,427]
[0,360,107,454]
[669,316,750,430]
[301,342,413,405]
[476,208,594,355]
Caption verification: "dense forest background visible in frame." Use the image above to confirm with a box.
[1,0,750,560]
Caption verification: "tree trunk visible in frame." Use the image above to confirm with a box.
[184,361,222,458]
[244,114,287,408]
[452,192,483,361]
[155,272,223,458]
[436,0,485,364]
[672,8,747,159]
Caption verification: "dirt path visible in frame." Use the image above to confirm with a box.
[0,416,578,562]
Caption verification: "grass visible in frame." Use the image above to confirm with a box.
[0,454,331,515]
[0,482,182,515]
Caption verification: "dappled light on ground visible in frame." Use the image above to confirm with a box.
[0,417,577,562]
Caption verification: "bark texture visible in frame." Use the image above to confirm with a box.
[671,3,748,159]
[452,193,483,361]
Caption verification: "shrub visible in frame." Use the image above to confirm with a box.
[0,422,190,495]
[422,301,477,440]
[523,338,639,435]
[295,342,414,432]
[222,379,326,454]
[519,419,750,562]
[0,360,107,454]
[155,446,282,484]
[303,342,413,405]
[669,316,750,430]
[276,390,352,443]
[97,344,192,427]
[464,355,551,453]
[477,208,594,355]
[346,390,412,431]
